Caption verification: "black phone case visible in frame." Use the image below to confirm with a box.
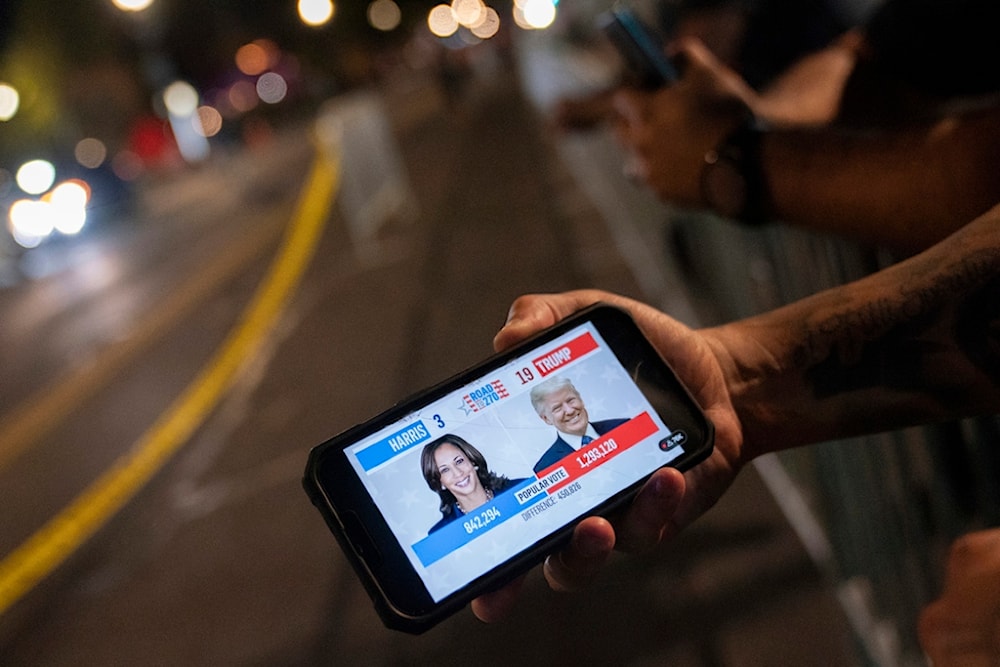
[303,304,714,633]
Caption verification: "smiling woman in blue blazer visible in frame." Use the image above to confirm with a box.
[421,434,525,534]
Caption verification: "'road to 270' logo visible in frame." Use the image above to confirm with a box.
[459,380,509,414]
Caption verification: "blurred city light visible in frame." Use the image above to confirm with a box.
[195,106,223,137]
[451,0,484,27]
[163,81,199,117]
[298,0,334,27]
[111,0,154,11]
[9,199,54,248]
[7,176,91,248]
[47,180,90,235]
[16,159,56,195]
[0,83,19,121]
[75,138,109,169]
[514,0,557,29]
[256,72,288,104]
[228,80,259,114]
[367,0,401,32]
[163,81,210,162]
[470,7,500,38]
[428,5,459,37]
[235,42,272,77]
[427,1,506,40]
[111,151,143,182]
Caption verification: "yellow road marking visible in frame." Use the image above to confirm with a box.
[0,142,339,616]
[0,211,284,473]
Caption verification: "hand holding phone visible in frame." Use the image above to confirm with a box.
[598,5,679,89]
[303,304,713,633]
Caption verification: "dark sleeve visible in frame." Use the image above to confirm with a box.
[429,505,458,534]
[864,0,1000,97]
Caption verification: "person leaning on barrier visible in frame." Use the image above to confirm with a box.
[421,435,526,534]
[608,0,1000,253]
[471,205,1000,663]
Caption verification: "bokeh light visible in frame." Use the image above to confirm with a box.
[235,43,271,76]
[9,199,54,248]
[513,0,557,29]
[470,7,500,38]
[428,5,459,37]
[228,80,259,113]
[256,72,288,104]
[0,83,19,121]
[75,138,108,169]
[451,0,484,27]
[163,81,199,116]
[110,0,154,11]
[16,159,57,195]
[112,150,143,182]
[367,0,401,32]
[48,180,90,235]
[195,106,223,137]
[298,0,334,26]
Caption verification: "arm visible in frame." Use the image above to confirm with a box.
[710,205,1000,457]
[760,106,1000,253]
[613,37,1000,253]
[474,206,1000,620]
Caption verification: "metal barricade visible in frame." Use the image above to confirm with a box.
[655,210,1000,666]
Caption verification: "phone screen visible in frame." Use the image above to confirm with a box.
[305,305,712,631]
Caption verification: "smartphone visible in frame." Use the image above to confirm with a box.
[597,5,679,89]
[303,304,714,633]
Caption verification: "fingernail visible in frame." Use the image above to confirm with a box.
[647,471,669,498]
[578,525,615,557]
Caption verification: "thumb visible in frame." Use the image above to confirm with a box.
[493,291,608,352]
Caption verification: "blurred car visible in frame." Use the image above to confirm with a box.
[1,155,134,260]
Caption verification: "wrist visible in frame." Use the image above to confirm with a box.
[701,323,792,462]
[700,116,771,225]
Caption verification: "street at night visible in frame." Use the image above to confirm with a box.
[4,1,997,665]
[0,48,861,662]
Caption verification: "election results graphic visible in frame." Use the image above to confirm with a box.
[343,322,686,602]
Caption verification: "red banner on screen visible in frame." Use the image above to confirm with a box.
[531,332,599,377]
[536,412,659,493]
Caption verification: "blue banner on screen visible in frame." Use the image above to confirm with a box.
[412,479,538,566]
[356,421,431,472]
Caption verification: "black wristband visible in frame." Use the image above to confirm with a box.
[700,117,770,225]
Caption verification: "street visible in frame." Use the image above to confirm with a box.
[0,65,859,665]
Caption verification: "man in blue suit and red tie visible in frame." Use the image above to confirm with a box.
[530,376,629,475]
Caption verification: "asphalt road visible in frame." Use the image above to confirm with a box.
[0,66,861,666]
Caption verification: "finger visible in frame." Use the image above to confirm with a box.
[610,87,645,125]
[919,613,996,667]
[543,517,616,592]
[671,36,716,67]
[615,467,686,552]
[493,291,606,352]
[471,574,527,624]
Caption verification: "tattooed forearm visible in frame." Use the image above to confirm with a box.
[796,246,1000,405]
[722,208,1000,453]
